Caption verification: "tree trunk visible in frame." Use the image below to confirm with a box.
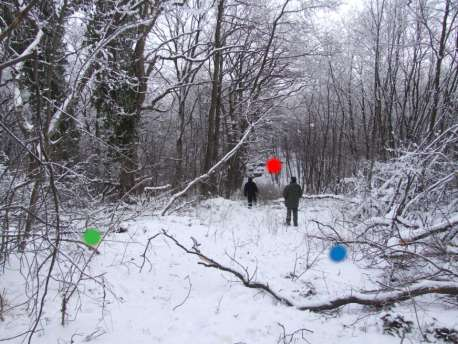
[201,0,225,195]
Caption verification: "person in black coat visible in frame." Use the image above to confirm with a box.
[243,177,258,208]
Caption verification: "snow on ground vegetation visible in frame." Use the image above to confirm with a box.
[1,195,457,343]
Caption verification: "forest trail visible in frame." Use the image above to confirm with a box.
[3,196,457,344]
[2,198,419,344]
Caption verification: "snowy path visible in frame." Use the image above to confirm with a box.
[2,198,453,343]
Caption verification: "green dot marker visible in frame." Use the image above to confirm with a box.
[83,228,102,246]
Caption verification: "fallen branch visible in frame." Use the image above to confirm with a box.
[296,281,458,311]
[161,230,293,306]
[161,231,458,312]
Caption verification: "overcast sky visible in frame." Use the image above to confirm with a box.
[314,0,364,31]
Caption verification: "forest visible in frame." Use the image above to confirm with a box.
[0,0,457,343]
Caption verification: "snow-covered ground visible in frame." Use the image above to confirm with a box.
[1,198,457,343]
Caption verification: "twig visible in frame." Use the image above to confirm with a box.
[173,275,192,311]
[311,219,344,242]
[277,322,313,344]
[0,330,33,342]
[139,233,161,272]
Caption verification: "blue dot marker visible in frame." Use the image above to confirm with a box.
[329,244,347,262]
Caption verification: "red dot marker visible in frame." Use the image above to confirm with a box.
[266,157,282,175]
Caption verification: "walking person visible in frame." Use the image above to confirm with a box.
[243,177,258,208]
[283,177,303,226]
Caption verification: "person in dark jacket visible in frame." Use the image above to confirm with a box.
[283,177,303,226]
[243,177,258,208]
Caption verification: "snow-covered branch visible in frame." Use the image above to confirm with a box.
[48,15,162,136]
[401,214,458,242]
[297,281,458,312]
[144,184,171,191]
[302,194,357,204]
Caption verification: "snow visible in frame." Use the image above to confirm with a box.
[8,27,42,133]
[13,87,23,108]
[144,184,171,191]
[1,198,457,343]
[399,213,458,242]
[23,120,34,132]
[18,29,44,61]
